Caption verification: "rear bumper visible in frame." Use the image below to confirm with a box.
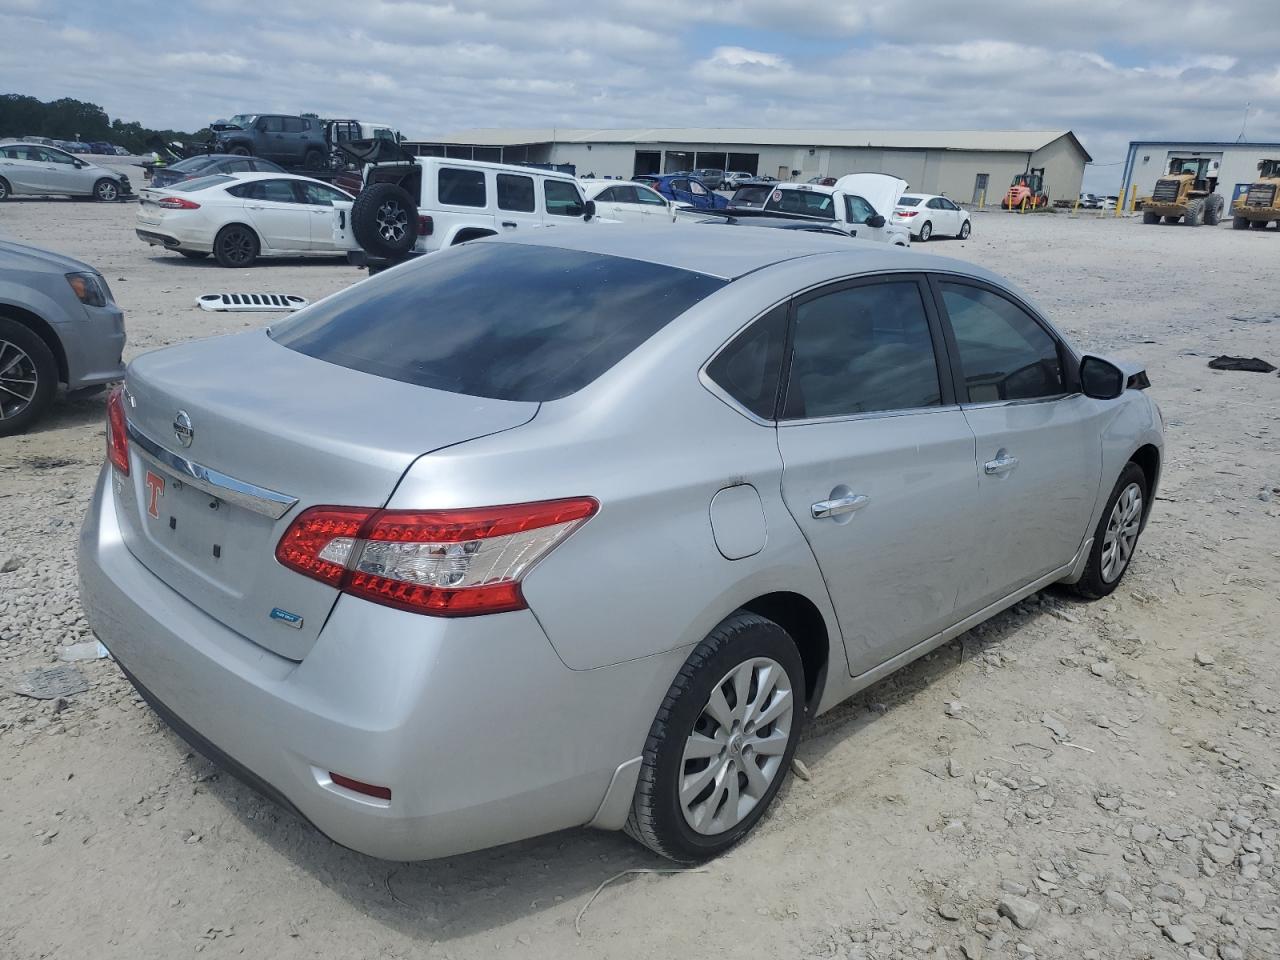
[78,468,673,860]
[135,228,212,253]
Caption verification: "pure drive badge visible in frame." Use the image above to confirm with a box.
[269,608,304,629]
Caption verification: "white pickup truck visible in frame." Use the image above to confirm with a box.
[751,173,912,245]
[330,154,596,269]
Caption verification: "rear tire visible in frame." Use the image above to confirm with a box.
[229,145,252,157]
[625,611,805,863]
[302,148,325,171]
[178,250,208,260]
[1143,212,1160,225]
[350,182,418,260]
[1252,220,1268,230]
[1184,197,1205,226]
[918,220,932,241]
[1069,462,1148,600]
[213,224,260,268]
[0,177,9,201]
[0,317,58,437]
[1232,216,1249,230]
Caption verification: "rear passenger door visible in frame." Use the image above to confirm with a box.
[774,276,980,676]
[495,172,538,231]
[932,276,1102,614]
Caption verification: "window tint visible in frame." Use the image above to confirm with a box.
[171,155,217,172]
[175,175,236,192]
[260,116,284,132]
[221,158,252,173]
[496,173,535,212]
[0,145,28,159]
[689,180,708,196]
[45,148,75,164]
[941,198,959,210]
[259,179,301,203]
[438,167,486,207]
[926,198,943,209]
[783,281,942,419]
[282,117,306,133]
[897,196,922,207]
[299,181,350,205]
[765,189,836,220]
[270,243,726,402]
[845,195,875,223]
[940,282,1066,403]
[610,185,639,203]
[706,304,788,420]
[544,179,584,217]
[635,186,667,206]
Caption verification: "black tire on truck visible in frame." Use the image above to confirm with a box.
[351,182,418,261]
[1183,197,1205,226]
[1143,212,1160,225]
[1204,193,1224,226]
[1233,216,1249,230]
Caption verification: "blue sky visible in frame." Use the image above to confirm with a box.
[3,0,1278,192]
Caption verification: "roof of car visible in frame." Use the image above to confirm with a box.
[899,193,943,201]
[223,171,342,185]
[488,223,993,283]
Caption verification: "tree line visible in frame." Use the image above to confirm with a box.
[0,94,211,153]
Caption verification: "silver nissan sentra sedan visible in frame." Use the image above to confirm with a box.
[79,226,1163,863]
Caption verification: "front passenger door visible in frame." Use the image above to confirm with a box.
[775,276,980,676]
[843,194,886,241]
[935,278,1102,614]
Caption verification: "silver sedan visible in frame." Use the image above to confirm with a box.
[78,226,1163,862]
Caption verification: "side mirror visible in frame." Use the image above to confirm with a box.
[582,199,596,222]
[866,214,886,228]
[1080,355,1125,400]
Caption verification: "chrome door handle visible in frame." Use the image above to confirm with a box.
[811,494,869,519]
[984,454,1020,476]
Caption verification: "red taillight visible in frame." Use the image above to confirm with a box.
[897,210,918,217]
[417,215,433,236]
[157,197,200,209]
[106,384,129,475]
[329,772,391,800]
[276,498,598,617]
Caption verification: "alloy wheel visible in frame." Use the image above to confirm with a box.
[1100,482,1143,583]
[0,339,39,422]
[680,656,794,836]
[376,201,408,243]
[220,229,254,265]
[96,181,118,201]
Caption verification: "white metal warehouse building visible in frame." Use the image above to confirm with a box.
[402,128,1091,204]
[1120,140,1280,207]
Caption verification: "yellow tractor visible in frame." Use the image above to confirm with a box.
[1231,158,1280,230]
[1141,156,1225,226]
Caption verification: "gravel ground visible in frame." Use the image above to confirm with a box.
[1,196,1278,960]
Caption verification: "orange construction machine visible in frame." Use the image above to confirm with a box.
[1001,168,1049,209]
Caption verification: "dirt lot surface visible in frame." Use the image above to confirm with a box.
[2,194,1278,960]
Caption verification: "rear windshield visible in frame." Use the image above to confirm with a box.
[172,175,236,191]
[170,155,218,172]
[764,189,836,219]
[269,242,726,401]
[731,185,771,204]
[897,197,922,207]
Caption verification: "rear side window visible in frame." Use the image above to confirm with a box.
[940,282,1065,403]
[282,117,306,133]
[438,167,486,207]
[783,281,942,419]
[270,243,727,402]
[176,175,236,192]
[260,117,284,132]
[706,304,788,420]
[544,180,584,217]
[496,173,535,212]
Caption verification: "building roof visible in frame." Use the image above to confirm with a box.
[430,127,1090,159]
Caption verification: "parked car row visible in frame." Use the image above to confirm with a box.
[0,142,133,202]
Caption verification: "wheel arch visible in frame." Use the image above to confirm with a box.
[450,227,498,246]
[1128,443,1161,524]
[215,220,261,244]
[0,302,68,384]
[738,591,831,712]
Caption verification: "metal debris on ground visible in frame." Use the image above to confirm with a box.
[11,665,89,700]
[196,293,309,312]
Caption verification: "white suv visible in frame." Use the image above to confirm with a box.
[331,156,595,267]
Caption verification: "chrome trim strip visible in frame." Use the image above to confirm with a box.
[126,421,298,520]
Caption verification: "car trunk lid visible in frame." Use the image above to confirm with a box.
[115,330,538,660]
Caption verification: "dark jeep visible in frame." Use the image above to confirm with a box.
[210,114,329,170]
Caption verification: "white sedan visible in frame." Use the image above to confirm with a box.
[136,172,355,267]
[579,179,676,224]
[893,193,971,241]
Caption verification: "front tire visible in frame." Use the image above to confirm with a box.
[213,224,260,268]
[1143,212,1160,225]
[919,220,932,241]
[958,219,971,239]
[625,612,805,862]
[1184,197,1205,226]
[93,178,119,202]
[1204,193,1224,226]
[0,318,58,437]
[1069,462,1148,600]
[1232,216,1249,230]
